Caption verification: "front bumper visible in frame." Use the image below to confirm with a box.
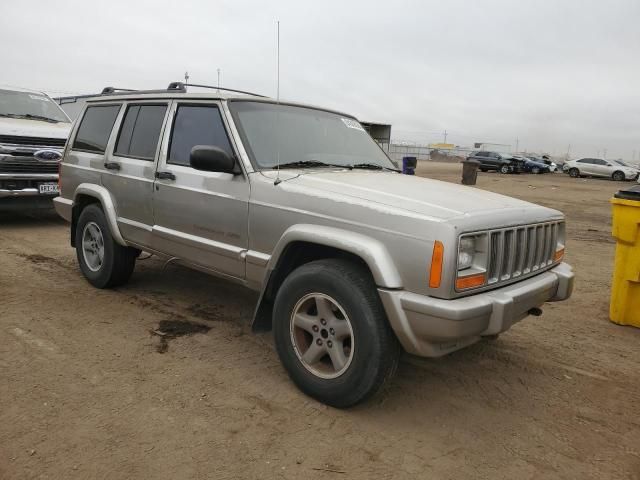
[0,173,59,198]
[379,262,574,357]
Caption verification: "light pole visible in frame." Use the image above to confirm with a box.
[184,71,189,84]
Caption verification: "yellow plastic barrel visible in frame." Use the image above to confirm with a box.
[610,185,640,327]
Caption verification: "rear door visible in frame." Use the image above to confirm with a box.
[475,151,489,168]
[151,101,249,279]
[101,101,170,246]
[576,158,594,175]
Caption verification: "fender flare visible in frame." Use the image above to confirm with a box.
[266,224,403,289]
[74,183,127,246]
[251,224,403,331]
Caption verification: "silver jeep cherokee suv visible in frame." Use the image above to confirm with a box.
[54,83,574,407]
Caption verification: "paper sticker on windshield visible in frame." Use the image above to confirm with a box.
[29,94,49,102]
[341,118,366,132]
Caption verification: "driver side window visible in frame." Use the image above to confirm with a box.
[168,105,234,167]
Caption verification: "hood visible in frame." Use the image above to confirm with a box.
[0,117,71,140]
[281,170,556,222]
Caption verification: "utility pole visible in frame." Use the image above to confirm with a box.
[566,144,571,161]
[515,137,519,153]
[217,68,221,90]
[184,71,189,84]
[603,148,607,159]
[443,130,447,144]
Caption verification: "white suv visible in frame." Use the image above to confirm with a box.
[564,158,638,181]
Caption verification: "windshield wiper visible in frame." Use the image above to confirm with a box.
[276,160,352,169]
[0,113,60,123]
[351,163,401,173]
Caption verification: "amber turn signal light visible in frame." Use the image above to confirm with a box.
[429,241,444,288]
[456,273,486,290]
[554,247,565,262]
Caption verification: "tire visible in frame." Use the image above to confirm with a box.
[499,165,510,174]
[75,204,137,288]
[569,168,580,178]
[479,168,488,173]
[532,167,540,174]
[273,259,400,408]
[612,171,625,182]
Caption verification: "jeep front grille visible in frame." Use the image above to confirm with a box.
[486,221,562,285]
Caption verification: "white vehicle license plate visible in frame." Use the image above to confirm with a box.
[39,183,60,195]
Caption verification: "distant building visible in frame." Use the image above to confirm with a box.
[361,122,391,151]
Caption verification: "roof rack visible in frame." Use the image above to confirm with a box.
[98,82,267,98]
[100,83,186,95]
[168,82,267,98]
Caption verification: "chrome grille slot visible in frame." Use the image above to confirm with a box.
[501,229,514,280]
[477,221,562,290]
[488,231,501,283]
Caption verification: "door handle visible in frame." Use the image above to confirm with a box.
[104,162,121,171]
[155,171,176,181]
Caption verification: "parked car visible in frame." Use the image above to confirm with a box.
[54,83,574,407]
[512,155,550,174]
[564,158,637,181]
[467,151,524,174]
[528,155,558,172]
[0,86,71,209]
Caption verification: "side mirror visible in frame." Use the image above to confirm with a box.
[190,145,236,173]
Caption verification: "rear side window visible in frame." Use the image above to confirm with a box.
[168,105,233,167]
[73,105,121,153]
[115,104,167,160]
[475,152,487,157]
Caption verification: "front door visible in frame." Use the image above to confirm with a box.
[152,101,249,279]
[101,101,170,246]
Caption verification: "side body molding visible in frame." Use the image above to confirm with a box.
[74,183,127,246]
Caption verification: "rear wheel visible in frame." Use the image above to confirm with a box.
[479,168,488,172]
[612,171,625,182]
[569,168,580,178]
[75,204,137,288]
[532,167,541,174]
[273,259,400,408]
[499,164,510,174]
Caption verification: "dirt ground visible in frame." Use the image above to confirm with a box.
[2,163,640,480]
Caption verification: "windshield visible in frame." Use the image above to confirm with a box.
[229,101,396,170]
[614,160,629,167]
[0,89,70,123]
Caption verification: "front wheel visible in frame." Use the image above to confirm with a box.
[612,171,625,182]
[499,165,510,174]
[75,204,137,288]
[273,259,400,408]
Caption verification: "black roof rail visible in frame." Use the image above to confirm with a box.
[101,87,137,94]
[97,82,265,98]
[170,82,268,98]
[100,83,187,96]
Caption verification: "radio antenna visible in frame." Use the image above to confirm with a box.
[274,20,282,185]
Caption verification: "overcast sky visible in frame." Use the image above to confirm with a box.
[3,0,639,159]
